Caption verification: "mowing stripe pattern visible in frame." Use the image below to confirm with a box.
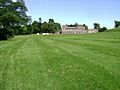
[0,31,120,90]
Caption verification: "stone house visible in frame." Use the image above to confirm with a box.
[61,25,98,34]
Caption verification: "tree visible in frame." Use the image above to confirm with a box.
[28,16,32,25]
[26,24,32,34]
[114,20,120,28]
[49,19,54,23]
[41,22,55,33]
[93,23,100,29]
[55,23,61,32]
[75,23,78,26]
[39,17,42,23]
[32,21,39,34]
[41,22,49,33]
[48,23,56,33]
[83,24,88,30]
[38,17,42,33]
[41,19,61,33]
[99,27,107,32]
[0,0,15,39]
[0,0,29,40]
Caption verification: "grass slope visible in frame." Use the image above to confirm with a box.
[0,28,120,90]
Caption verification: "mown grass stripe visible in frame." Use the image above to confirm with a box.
[0,28,120,90]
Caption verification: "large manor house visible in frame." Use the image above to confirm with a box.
[61,24,98,34]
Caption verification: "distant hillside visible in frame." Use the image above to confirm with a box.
[106,27,120,32]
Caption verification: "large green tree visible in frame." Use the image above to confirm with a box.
[0,0,29,40]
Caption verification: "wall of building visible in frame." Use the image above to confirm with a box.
[62,30,87,34]
[61,25,98,34]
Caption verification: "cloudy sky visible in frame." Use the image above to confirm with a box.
[14,0,120,29]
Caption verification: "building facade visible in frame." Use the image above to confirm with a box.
[62,25,98,34]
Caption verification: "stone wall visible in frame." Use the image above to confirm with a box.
[62,30,87,34]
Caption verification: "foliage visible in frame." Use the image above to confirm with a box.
[114,20,120,28]
[99,27,107,32]
[67,23,78,27]
[32,21,40,34]
[49,19,54,23]
[13,26,23,35]
[55,23,61,32]
[0,0,29,40]
[32,18,61,33]
[0,28,14,40]
[67,23,88,30]
[41,22,49,33]
[38,17,42,33]
[83,24,88,30]
[93,23,107,32]
[75,22,78,26]
[26,25,32,34]
[93,23,100,29]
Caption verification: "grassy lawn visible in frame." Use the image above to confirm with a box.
[0,28,120,90]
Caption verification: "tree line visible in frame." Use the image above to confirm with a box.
[0,0,61,40]
[93,23,107,32]
[31,18,61,34]
[14,18,61,35]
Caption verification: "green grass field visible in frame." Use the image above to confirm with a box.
[0,28,120,90]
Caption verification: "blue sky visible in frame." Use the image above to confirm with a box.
[24,0,120,29]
